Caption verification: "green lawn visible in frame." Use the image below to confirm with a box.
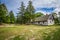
[0,25,60,40]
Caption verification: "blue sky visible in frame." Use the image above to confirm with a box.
[1,0,60,15]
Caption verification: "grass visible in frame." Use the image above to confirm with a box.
[0,25,60,40]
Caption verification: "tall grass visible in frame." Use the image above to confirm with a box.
[0,25,60,40]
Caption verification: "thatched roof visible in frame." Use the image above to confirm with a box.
[35,15,50,22]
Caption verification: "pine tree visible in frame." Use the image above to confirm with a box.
[9,11,15,23]
[17,2,25,24]
[26,0,35,23]
[0,3,8,24]
[6,15,10,23]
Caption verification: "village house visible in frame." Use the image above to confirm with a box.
[33,14,54,25]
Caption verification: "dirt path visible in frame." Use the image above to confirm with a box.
[0,24,15,27]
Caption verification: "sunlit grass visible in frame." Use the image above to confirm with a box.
[0,25,60,40]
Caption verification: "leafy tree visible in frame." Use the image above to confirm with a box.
[52,13,57,18]
[52,13,59,24]
[9,11,15,23]
[35,12,44,17]
[58,12,60,24]
[0,4,8,24]
[24,11,31,23]
[6,15,10,23]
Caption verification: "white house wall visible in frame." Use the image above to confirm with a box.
[34,22,38,24]
[42,22,48,25]
[38,22,48,25]
[34,21,48,25]
[47,19,54,25]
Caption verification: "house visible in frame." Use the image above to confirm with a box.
[33,14,54,25]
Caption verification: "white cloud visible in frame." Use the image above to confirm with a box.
[2,0,60,15]
[32,0,59,8]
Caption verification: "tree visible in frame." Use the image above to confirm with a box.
[17,2,25,24]
[35,12,44,17]
[26,0,35,23]
[17,1,35,24]
[24,11,31,23]
[52,13,59,24]
[58,12,60,24]
[0,3,8,24]
[9,11,15,23]
[6,15,10,23]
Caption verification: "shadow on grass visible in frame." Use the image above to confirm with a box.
[43,28,60,40]
[52,28,60,40]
